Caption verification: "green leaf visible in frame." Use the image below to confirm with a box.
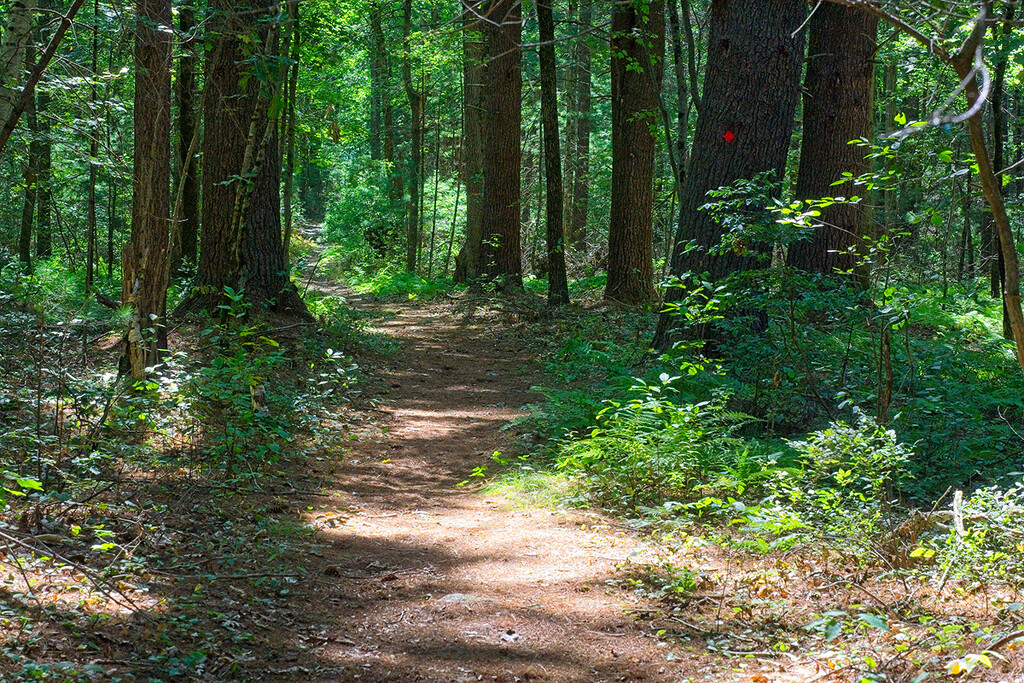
[16,478,43,492]
[858,613,891,632]
[894,112,907,126]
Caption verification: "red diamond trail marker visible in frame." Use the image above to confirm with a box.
[723,130,735,143]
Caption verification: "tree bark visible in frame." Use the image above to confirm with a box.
[566,0,592,255]
[402,0,424,273]
[369,0,384,161]
[479,0,523,291]
[85,0,99,291]
[655,0,806,349]
[172,5,200,269]
[18,75,37,271]
[35,84,51,258]
[281,0,299,258]
[186,0,307,317]
[537,0,568,305]
[787,4,877,278]
[456,0,486,283]
[605,0,665,305]
[0,0,37,128]
[122,0,171,379]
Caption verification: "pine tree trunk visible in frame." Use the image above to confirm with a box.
[122,0,171,379]
[537,0,568,305]
[787,5,877,279]
[655,0,806,350]
[605,0,665,305]
[456,0,486,283]
[479,0,523,291]
[187,0,307,317]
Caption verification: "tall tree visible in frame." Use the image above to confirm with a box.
[455,0,486,283]
[605,0,665,305]
[185,0,307,316]
[402,0,425,272]
[479,0,523,290]
[565,0,592,254]
[654,0,806,349]
[122,0,171,379]
[85,0,100,290]
[280,0,300,257]
[368,0,385,161]
[537,0,568,305]
[787,5,878,278]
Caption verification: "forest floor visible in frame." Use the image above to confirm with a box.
[3,280,1023,681]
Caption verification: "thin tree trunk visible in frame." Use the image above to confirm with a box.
[951,10,1024,375]
[567,0,591,254]
[172,5,200,269]
[282,0,299,258]
[369,0,384,161]
[18,43,38,271]
[36,85,51,258]
[537,0,568,305]
[402,0,424,273]
[991,3,1015,339]
[86,0,99,291]
[605,0,665,305]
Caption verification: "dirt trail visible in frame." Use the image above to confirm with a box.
[289,297,682,682]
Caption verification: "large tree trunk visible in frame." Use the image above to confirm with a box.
[654,0,806,349]
[787,4,877,278]
[122,0,171,380]
[605,0,665,306]
[187,0,307,317]
[455,0,486,283]
[479,0,523,291]
[538,0,568,305]
[566,0,592,255]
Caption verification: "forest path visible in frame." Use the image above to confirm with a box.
[288,291,685,682]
